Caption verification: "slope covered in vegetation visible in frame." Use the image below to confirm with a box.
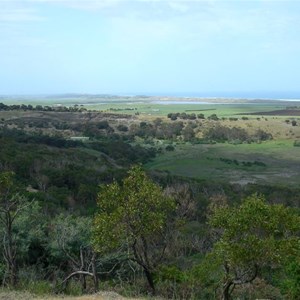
[0,102,299,299]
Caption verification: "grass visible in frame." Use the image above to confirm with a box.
[146,140,300,186]
[0,290,149,300]
[86,102,296,118]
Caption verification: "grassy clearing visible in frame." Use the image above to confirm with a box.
[146,140,300,186]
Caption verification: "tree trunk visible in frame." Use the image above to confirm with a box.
[92,252,98,292]
[222,281,233,300]
[5,212,18,287]
[144,268,155,295]
[79,274,86,291]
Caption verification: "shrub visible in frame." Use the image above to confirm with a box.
[208,114,219,121]
[117,124,128,132]
[293,140,300,147]
[165,145,175,151]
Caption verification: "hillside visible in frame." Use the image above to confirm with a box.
[0,100,299,299]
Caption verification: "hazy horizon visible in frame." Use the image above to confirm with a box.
[1,90,300,99]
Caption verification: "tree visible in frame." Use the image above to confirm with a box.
[93,165,175,294]
[208,113,219,121]
[0,171,33,286]
[49,214,98,292]
[182,125,195,141]
[208,194,300,300]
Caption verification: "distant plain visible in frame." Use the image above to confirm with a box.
[1,96,300,187]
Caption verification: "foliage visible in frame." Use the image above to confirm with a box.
[48,214,92,261]
[293,140,300,147]
[165,145,175,151]
[208,194,300,299]
[203,125,273,143]
[279,257,300,299]
[93,165,175,253]
[93,165,175,293]
[0,102,300,298]
[0,171,42,286]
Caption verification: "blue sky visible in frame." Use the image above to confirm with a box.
[1,0,300,97]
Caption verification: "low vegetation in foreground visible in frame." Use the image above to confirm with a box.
[0,97,299,299]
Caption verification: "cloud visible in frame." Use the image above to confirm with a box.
[167,1,190,13]
[18,0,124,11]
[13,0,193,15]
[0,8,43,22]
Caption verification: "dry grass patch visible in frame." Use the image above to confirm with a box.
[0,291,149,300]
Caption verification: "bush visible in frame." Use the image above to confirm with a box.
[117,124,128,132]
[97,120,110,129]
[208,114,219,121]
[293,140,300,147]
[165,145,175,151]
[64,279,83,296]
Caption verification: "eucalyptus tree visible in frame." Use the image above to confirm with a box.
[209,194,300,300]
[93,165,175,294]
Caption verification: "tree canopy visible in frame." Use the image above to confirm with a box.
[208,194,300,299]
[93,165,175,293]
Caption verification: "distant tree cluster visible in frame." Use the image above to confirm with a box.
[167,112,199,120]
[129,120,184,140]
[220,157,266,167]
[204,125,272,143]
[0,103,87,112]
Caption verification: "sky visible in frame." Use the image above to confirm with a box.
[1,0,300,97]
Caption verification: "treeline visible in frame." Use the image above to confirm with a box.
[0,102,87,112]
[167,112,248,121]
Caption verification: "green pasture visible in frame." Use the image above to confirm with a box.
[146,140,300,186]
[2,96,299,118]
[88,102,294,118]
